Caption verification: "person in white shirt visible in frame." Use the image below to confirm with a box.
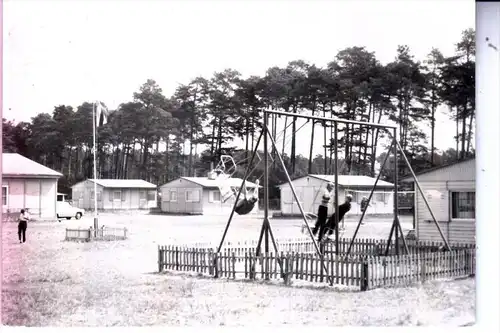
[18,209,30,243]
[312,182,334,237]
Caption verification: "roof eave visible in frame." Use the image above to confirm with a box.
[2,174,62,179]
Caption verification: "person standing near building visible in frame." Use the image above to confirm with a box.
[312,182,334,237]
[18,209,30,243]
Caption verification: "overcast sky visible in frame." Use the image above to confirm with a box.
[3,0,474,156]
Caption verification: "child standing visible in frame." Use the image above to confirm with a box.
[18,209,30,243]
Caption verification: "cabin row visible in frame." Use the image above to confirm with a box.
[2,153,475,244]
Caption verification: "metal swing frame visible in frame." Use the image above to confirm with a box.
[214,109,451,282]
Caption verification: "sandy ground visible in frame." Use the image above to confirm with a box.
[1,213,475,326]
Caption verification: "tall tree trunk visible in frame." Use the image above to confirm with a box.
[323,108,328,174]
[217,115,223,157]
[113,146,119,179]
[460,101,467,159]
[251,117,255,154]
[188,120,194,177]
[430,91,436,166]
[281,117,288,158]
[466,108,475,154]
[68,147,73,180]
[210,116,217,157]
[307,100,317,174]
[291,104,297,174]
[455,107,459,159]
[125,143,132,179]
[363,102,373,167]
[245,116,250,161]
[164,139,170,181]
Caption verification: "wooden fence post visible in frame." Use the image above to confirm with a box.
[421,256,426,282]
[175,246,179,270]
[468,249,475,277]
[360,262,369,291]
[158,246,162,272]
[213,254,219,278]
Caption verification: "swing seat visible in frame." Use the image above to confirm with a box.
[235,198,258,215]
[304,212,317,219]
[215,173,234,203]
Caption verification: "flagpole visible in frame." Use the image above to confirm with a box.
[92,101,99,233]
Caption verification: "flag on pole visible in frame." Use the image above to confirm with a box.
[95,101,110,127]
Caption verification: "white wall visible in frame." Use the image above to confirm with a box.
[416,180,475,244]
[279,176,394,216]
[160,179,204,214]
[2,177,58,218]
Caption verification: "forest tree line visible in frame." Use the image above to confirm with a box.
[3,29,475,196]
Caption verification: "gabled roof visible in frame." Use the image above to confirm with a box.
[73,179,157,189]
[2,153,63,178]
[279,174,394,188]
[401,157,475,182]
[162,177,261,188]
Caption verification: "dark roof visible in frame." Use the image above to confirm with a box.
[401,157,475,182]
[2,153,63,178]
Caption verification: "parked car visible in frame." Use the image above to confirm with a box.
[57,201,85,220]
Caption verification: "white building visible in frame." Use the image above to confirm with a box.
[159,177,260,215]
[278,174,394,216]
[71,179,158,210]
[2,153,62,219]
[402,158,475,244]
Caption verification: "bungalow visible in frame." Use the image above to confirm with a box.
[278,174,395,216]
[402,158,475,244]
[2,153,63,219]
[71,179,158,210]
[159,176,261,215]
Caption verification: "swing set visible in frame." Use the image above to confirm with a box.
[210,109,451,283]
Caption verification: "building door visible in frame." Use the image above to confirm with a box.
[301,186,316,214]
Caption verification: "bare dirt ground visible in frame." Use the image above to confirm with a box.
[1,213,475,326]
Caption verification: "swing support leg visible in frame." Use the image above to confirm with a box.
[346,139,395,256]
[265,125,333,285]
[216,131,264,255]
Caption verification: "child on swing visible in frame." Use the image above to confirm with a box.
[312,182,334,237]
[318,194,353,242]
[234,179,259,215]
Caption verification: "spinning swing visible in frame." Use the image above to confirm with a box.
[208,154,261,215]
[208,114,313,217]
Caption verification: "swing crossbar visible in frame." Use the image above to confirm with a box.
[263,110,397,130]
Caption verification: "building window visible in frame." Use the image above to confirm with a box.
[210,190,221,203]
[147,191,156,201]
[2,186,8,207]
[186,190,200,203]
[90,191,102,201]
[170,190,177,202]
[375,193,384,202]
[113,190,122,201]
[139,191,146,200]
[451,191,475,219]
